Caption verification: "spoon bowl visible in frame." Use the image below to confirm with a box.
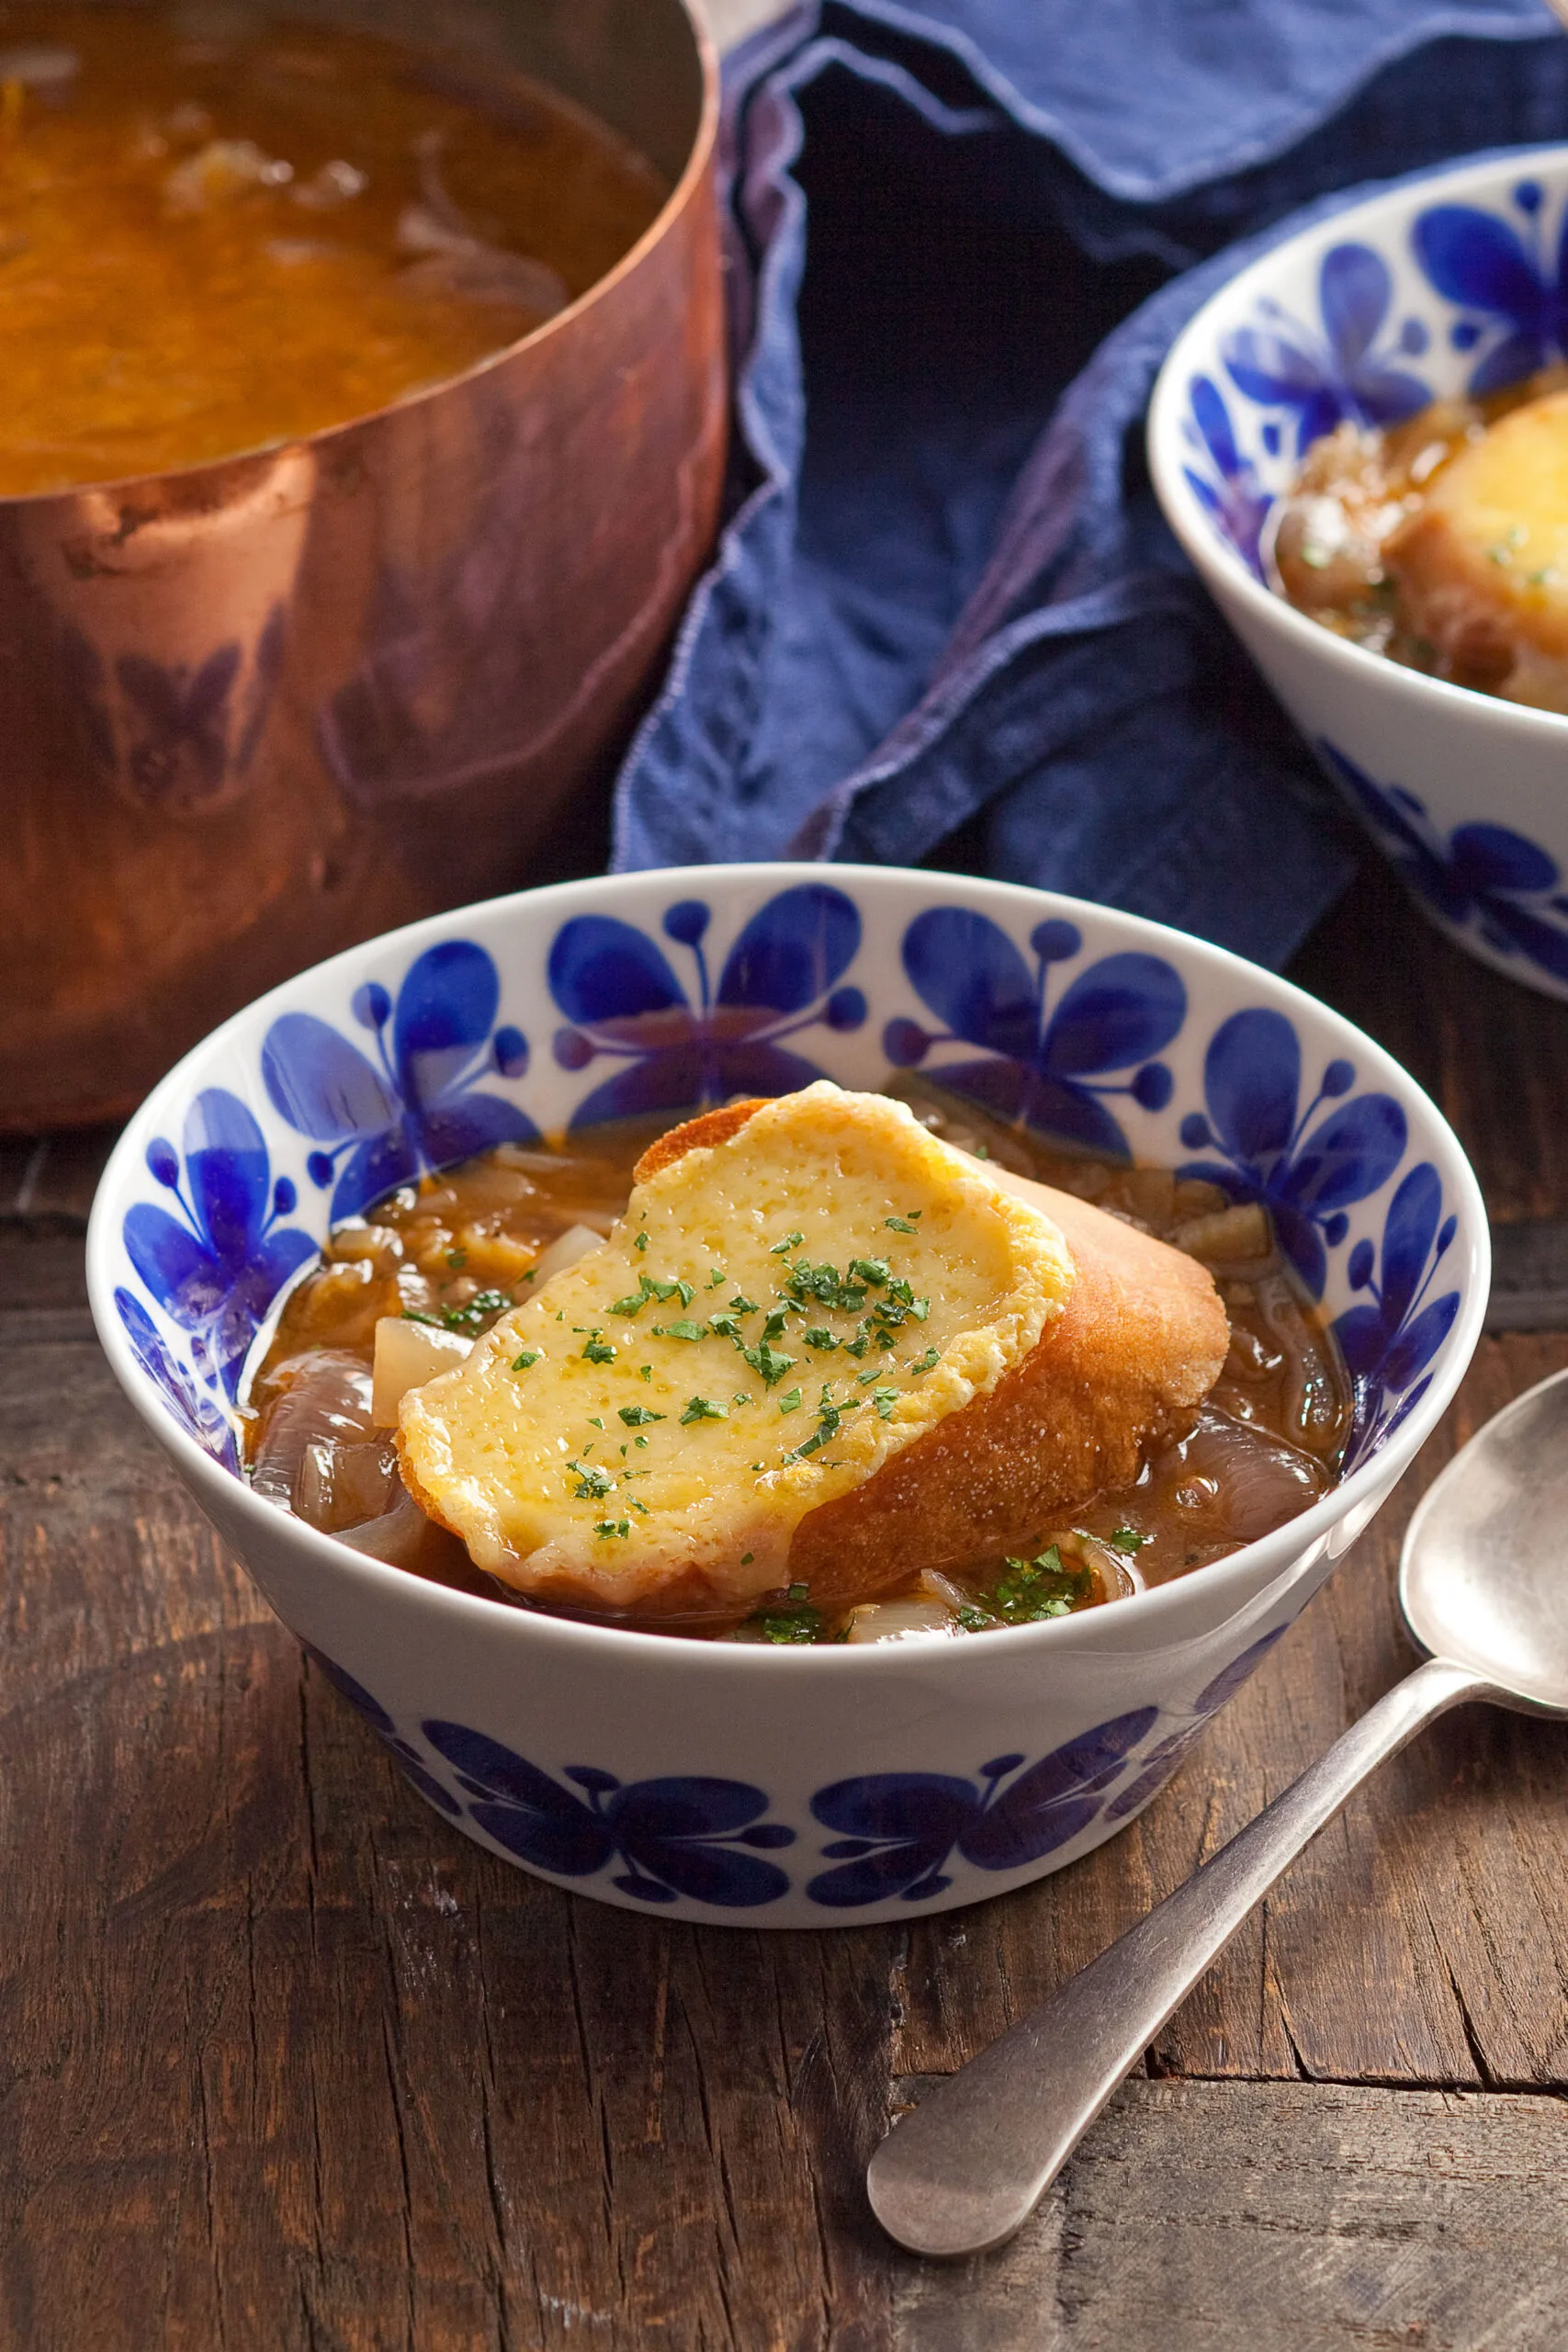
[1402,1366,1568,1715]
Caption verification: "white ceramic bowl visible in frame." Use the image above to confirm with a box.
[88,865,1488,1924]
[1150,146,1568,1001]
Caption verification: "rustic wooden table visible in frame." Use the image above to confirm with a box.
[5,852,1568,2350]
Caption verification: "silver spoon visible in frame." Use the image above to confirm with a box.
[868,1365,1568,2260]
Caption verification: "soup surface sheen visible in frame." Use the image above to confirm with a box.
[0,6,666,492]
[247,1084,1351,1644]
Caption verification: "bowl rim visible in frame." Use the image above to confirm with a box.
[0,0,720,511]
[1147,139,1568,741]
[87,861,1493,1678]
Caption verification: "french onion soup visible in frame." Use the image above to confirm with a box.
[244,1081,1351,1645]
[1271,370,1568,710]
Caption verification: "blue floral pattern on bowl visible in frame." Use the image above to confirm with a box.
[1100,1627,1289,1824]
[547,882,866,1128]
[420,1720,795,1907]
[1335,1164,1461,1467]
[1180,375,1273,579]
[113,1285,239,1470]
[1177,1008,1405,1300]
[885,909,1182,1159]
[805,1711,1156,1907]
[1221,242,1430,451]
[1321,742,1568,987]
[1411,177,1568,397]
[122,1088,313,1404]
[261,939,536,1220]
[301,1634,1314,1910]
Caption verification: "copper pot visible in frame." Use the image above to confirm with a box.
[1,0,724,1128]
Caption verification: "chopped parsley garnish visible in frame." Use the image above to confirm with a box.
[1108,1526,1150,1555]
[750,1583,822,1644]
[740,1551,754,1566]
[707,1268,727,1287]
[401,1308,439,1326]
[616,1274,694,1315]
[770,1230,806,1254]
[801,1327,837,1351]
[872,1386,899,1419]
[618,1404,666,1427]
[593,1520,631,1541]
[708,1312,745,1342]
[741,1339,796,1387]
[581,1333,615,1364]
[440,1288,513,1335]
[908,1347,940,1373]
[731,1392,752,1407]
[777,1387,803,1414]
[655,1319,705,1341]
[849,1257,890,1287]
[679,1396,728,1424]
[446,1249,467,1269]
[989,1544,1093,1624]
[885,1216,919,1234]
[511,1350,541,1372]
[634,1232,649,1251]
[728,1294,760,1316]
[975,1142,990,1159]
[568,1460,614,1501]
[639,1364,652,1382]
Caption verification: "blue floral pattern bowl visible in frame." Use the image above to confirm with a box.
[1149,146,1568,1001]
[87,866,1488,1924]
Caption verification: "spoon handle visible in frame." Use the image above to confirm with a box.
[867,1652,1495,2259]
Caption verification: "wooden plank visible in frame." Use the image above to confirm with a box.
[0,1311,900,2350]
[890,2077,1568,2352]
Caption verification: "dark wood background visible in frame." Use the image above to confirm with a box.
[5,854,1568,2350]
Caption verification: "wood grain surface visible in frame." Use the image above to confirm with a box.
[5,854,1568,2349]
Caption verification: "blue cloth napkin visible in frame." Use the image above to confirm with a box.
[610,0,1568,967]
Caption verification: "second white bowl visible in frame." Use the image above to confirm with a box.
[1150,146,1568,1001]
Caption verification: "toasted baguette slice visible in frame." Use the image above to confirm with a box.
[398,1085,1230,1622]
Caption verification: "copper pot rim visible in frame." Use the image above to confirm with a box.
[0,0,720,514]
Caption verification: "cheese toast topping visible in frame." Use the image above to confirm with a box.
[397,1083,1075,1610]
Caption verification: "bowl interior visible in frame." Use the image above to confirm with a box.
[1153,146,1568,587]
[92,866,1487,1535]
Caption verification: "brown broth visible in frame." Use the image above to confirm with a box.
[246,1083,1351,1643]
[0,6,666,492]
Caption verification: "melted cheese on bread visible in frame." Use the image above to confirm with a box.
[397,1083,1075,1613]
